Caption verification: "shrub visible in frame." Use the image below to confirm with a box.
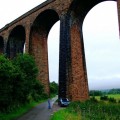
[100,95,108,101]
[0,55,16,110]
[31,80,46,101]
[50,81,58,95]
[0,54,47,112]
[90,96,98,102]
[12,54,46,103]
[13,53,38,80]
[89,90,102,96]
[108,97,116,103]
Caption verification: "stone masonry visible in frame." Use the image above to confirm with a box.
[0,0,119,101]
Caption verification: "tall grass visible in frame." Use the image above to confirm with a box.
[51,98,120,120]
[95,94,120,102]
[108,94,120,100]
[51,109,81,120]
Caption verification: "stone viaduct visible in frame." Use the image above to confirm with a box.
[0,0,119,101]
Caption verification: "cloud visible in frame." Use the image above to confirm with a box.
[0,0,46,28]
[88,73,120,80]
[88,74,120,90]
[83,2,120,90]
[89,80,120,90]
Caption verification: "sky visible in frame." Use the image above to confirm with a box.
[0,0,120,90]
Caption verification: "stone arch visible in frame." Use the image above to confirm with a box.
[65,0,117,101]
[69,0,116,24]
[6,25,25,58]
[0,36,4,54]
[29,9,59,94]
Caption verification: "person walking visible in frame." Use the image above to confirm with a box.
[48,99,51,109]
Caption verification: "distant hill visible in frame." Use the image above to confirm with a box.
[89,88,120,96]
[108,88,120,94]
[99,88,120,94]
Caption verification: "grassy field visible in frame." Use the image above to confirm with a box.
[95,94,120,102]
[51,94,120,120]
[108,94,120,100]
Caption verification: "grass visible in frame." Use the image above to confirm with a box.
[51,109,81,120]
[0,99,46,120]
[108,94,120,100]
[95,94,120,102]
[51,94,120,120]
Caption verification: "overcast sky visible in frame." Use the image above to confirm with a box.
[0,0,120,90]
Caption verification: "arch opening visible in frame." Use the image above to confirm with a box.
[0,36,4,54]
[83,1,120,90]
[29,9,59,94]
[47,21,60,96]
[7,25,25,58]
[69,0,117,24]
[64,0,119,100]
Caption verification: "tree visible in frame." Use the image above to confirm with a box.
[0,55,24,111]
[0,54,47,112]
[50,81,58,95]
[12,53,45,102]
[89,90,103,96]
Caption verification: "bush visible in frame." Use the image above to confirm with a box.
[90,96,98,102]
[100,95,108,101]
[13,53,38,80]
[12,54,46,103]
[31,80,46,101]
[108,97,116,103]
[0,55,18,111]
[50,81,58,95]
[0,54,47,112]
[89,90,102,96]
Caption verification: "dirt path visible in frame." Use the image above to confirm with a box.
[16,96,61,120]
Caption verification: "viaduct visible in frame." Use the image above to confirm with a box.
[0,0,119,101]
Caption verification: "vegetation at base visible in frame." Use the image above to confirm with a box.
[0,99,46,120]
[51,97,120,120]
[0,54,48,114]
[51,109,81,120]
[50,81,58,97]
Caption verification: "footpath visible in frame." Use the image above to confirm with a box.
[16,96,61,120]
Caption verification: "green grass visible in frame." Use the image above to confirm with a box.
[51,109,81,120]
[50,93,57,98]
[0,99,46,120]
[108,94,120,100]
[51,98,120,120]
[95,94,120,102]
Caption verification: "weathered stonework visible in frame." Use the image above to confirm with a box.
[0,36,4,54]
[0,0,119,101]
[117,0,120,34]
